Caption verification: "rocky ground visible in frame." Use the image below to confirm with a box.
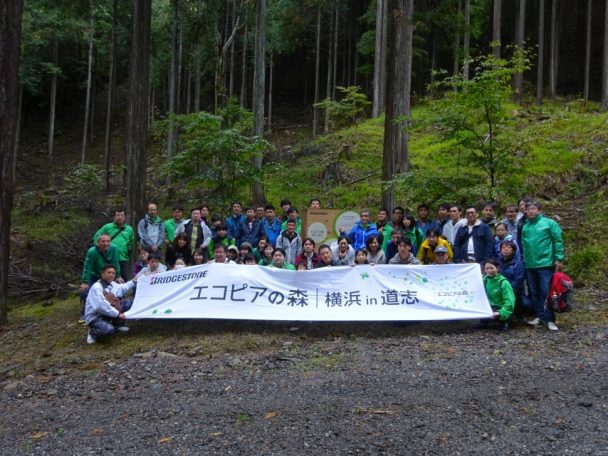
[1,316,607,455]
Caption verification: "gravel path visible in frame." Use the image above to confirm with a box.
[1,321,607,455]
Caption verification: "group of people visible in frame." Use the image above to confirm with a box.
[80,196,565,344]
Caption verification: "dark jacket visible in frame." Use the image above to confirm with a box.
[453,222,494,263]
[498,255,526,291]
[238,218,262,246]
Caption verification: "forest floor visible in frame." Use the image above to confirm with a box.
[1,286,607,455]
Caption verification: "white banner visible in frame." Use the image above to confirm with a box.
[126,263,492,321]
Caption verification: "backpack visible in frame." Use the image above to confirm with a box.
[546,271,574,312]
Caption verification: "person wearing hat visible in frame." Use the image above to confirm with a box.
[225,244,239,263]
[432,246,451,264]
[417,229,453,264]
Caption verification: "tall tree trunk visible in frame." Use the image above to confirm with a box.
[372,0,385,117]
[381,0,413,212]
[463,0,470,81]
[194,0,201,112]
[492,0,502,58]
[185,67,191,114]
[536,0,545,106]
[513,0,526,102]
[313,8,321,136]
[81,4,94,165]
[252,0,266,204]
[583,0,591,101]
[229,0,236,99]
[125,0,151,234]
[0,0,23,325]
[104,0,117,193]
[602,0,608,110]
[268,52,273,132]
[332,7,339,100]
[453,0,462,77]
[48,35,58,160]
[324,6,335,133]
[166,0,179,186]
[549,0,558,100]
[240,25,247,107]
[176,11,183,115]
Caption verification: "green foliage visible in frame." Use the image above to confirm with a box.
[64,164,104,196]
[565,246,603,284]
[315,86,371,131]
[422,50,531,192]
[155,105,271,210]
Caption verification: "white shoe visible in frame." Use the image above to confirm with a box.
[86,332,96,345]
[547,322,559,331]
[116,326,130,333]
[527,317,540,326]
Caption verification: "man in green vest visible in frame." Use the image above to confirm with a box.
[93,209,135,280]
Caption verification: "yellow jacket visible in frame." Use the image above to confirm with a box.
[417,238,453,264]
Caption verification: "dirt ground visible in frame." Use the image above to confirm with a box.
[1,304,607,455]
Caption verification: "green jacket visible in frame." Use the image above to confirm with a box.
[93,223,135,261]
[281,217,302,235]
[81,245,121,282]
[483,274,515,321]
[521,214,564,269]
[164,218,183,243]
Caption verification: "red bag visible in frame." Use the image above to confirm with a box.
[546,271,574,312]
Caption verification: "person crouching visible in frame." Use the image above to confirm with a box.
[85,264,136,345]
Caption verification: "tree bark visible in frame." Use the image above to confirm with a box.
[166,0,179,186]
[48,35,58,160]
[81,4,94,165]
[549,0,558,100]
[252,0,266,204]
[453,0,462,77]
[0,0,23,325]
[312,8,321,136]
[332,7,339,100]
[582,0,591,101]
[381,0,413,212]
[602,0,608,110]
[229,0,236,99]
[536,0,545,106]
[324,6,335,133]
[513,0,525,102]
[492,0,501,58]
[125,0,151,233]
[240,25,247,107]
[176,10,183,115]
[194,0,201,112]
[372,0,385,117]
[268,52,273,132]
[104,0,118,193]
[463,0,470,81]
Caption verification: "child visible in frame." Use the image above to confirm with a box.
[354,248,370,265]
[132,248,149,277]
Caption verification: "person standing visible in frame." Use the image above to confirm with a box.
[521,200,565,331]
[453,206,494,265]
[443,204,466,246]
[137,203,164,254]
[164,206,184,244]
[93,209,135,280]
[177,207,212,255]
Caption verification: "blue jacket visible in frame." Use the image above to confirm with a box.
[225,214,245,242]
[346,222,378,251]
[453,222,494,263]
[238,218,262,246]
[262,217,282,245]
[498,255,526,291]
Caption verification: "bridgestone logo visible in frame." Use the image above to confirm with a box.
[149,271,207,285]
